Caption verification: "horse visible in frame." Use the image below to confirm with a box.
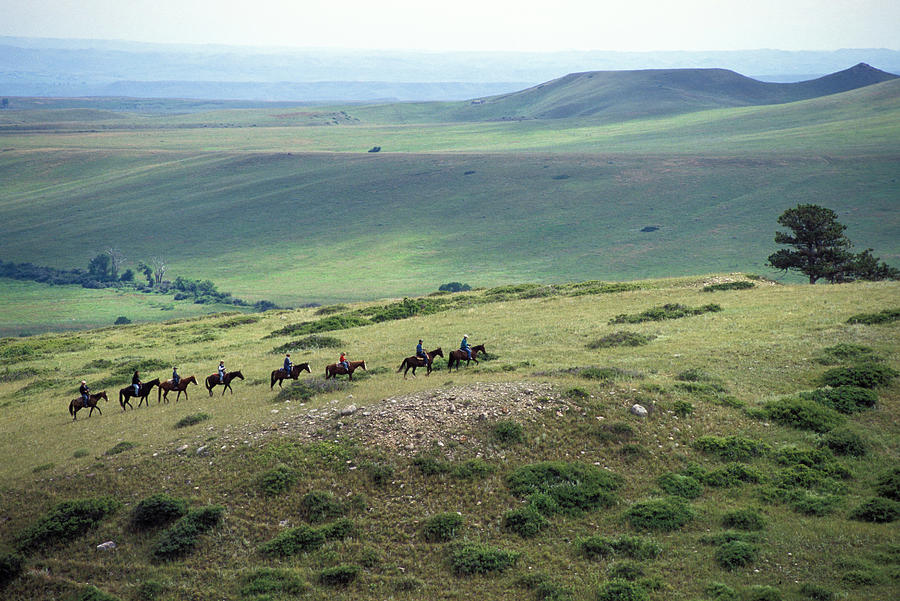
[206,370,244,396]
[397,347,443,379]
[447,344,486,372]
[157,375,198,403]
[68,391,109,421]
[270,363,311,389]
[325,360,366,380]
[119,378,161,410]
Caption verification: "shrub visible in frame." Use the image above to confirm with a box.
[449,543,520,575]
[314,304,347,315]
[74,585,120,601]
[700,531,760,546]
[275,377,348,402]
[702,281,755,292]
[746,585,782,601]
[673,400,693,417]
[875,467,900,501]
[527,492,561,516]
[715,540,758,569]
[694,435,768,461]
[773,446,848,476]
[657,473,703,499]
[596,578,648,601]
[761,398,844,432]
[608,561,644,581]
[820,427,868,456]
[423,512,463,542]
[577,536,615,560]
[492,420,525,444]
[319,518,354,541]
[848,497,900,523]
[319,564,360,586]
[798,582,835,600]
[260,524,326,557]
[610,303,722,324]
[114,316,131,325]
[506,462,623,515]
[129,493,188,531]
[802,386,877,414]
[587,331,655,349]
[705,581,739,601]
[676,368,717,382]
[565,386,590,400]
[257,465,298,496]
[624,497,693,531]
[722,508,765,530]
[841,568,881,586]
[0,552,23,588]
[580,366,643,381]
[503,506,549,538]
[412,454,451,475]
[271,334,343,353]
[612,535,663,559]
[846,308,900,325]
[151,505,223,560]
[594,422,635,443]
[240,568,308,597]
[821,364,897,389]
[17,496,120,551]
[700,463,763,487]
[439,282,471,292]
[300,490,346,523]
[452,459,495,480]
[105,441,136,455]
[364,461,395,486]
[136,579,165,600]
[174,412,210,428]
[815,343,880,365]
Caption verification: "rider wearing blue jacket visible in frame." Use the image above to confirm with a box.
[284,353,293,375]
[416,340,429,363]
[460,335,471,360]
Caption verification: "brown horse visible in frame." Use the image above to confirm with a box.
[397,347,443,379]
[325,360,366,380]
[206,370,244,396]
[447,344,486,372]
[270,363,311,389]
[157,375,198,403]
[119,378,161,410]
[69,391,109,420]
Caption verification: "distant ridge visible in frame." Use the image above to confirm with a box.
[462,63,899,121]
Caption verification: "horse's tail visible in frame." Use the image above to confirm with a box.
[69,400,74,416]
[397,359,406,373]
[119,390,124,405]
[270,370,276,388]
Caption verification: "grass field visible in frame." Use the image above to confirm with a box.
[0,276,897,600]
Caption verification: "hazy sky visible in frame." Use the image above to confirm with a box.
[3,0,899,52]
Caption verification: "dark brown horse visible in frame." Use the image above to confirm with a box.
[270,363,311,389]
[447,344,486,372]
[206,370,244,396]
[69,391,109,420]
[158,375,198,403]
[325,360,366,380]
[397,347,443,379]
[119,378,161,410]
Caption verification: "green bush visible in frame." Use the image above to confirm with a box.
[412,454,451,475]
[746,585,782,601]
[608,560,644,581]
[596,578,648,601]
[135,580,164,600]
[722,508,766,530]
[274,378,348,402]
[848,497,899,523]
[452,459,495,480]
[820,427,868,456]
[704,581,739,601]
[527,492,561,516]
[846,308,900,325]
[240,568,308,597]
[151,505,224,560]
[624,497,693,531]
[715,540,758,569]
[702,281,755,292]
[798,582,835,600]
[609,303,722,324]
[673,400,693,417]
[699,531,760,546]
[105,441,136,455]
[268,314,369,337]
[449,543,520,575]
[781,490,842,516]
[587,331,655,349]
[580,366,643,381]
[17,496,120,551]
[594,422,635,443]
[74,585,121,601]
[129,493,188,531]
[503,506,549,538]
[174,413,210,428]
[363,461,395,486]
[319,518,354,541]
[821,364,897,389]
[0,552,23,589]
[815,343,880,365]
[260,524,326,557]
[423,513,463,542]
[773,446,848,477]
[802,386,877,414]
[657,473,703,499]
[257,465,298,496]
[875,467,900,501]
[761,398,844,432]
[612,535,663,559]
[319,564,360,586]
[700,463,763,487]
[577,535,615,559]
[300,490,346,523]
[272,334,343,353]
[840,568,882,586]
[314,304,348,315]
[492,419,525,444]
[506,462,623,515]
[694,435,768,461]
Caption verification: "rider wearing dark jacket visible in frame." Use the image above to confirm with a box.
[172,367,180,387]
[284,354,293,375]
[416,340,429,363]
[132,371,141,396]
[80,380,90,402]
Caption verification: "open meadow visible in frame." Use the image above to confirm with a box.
[0,276,898,600]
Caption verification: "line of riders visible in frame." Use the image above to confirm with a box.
[68,336,486,420]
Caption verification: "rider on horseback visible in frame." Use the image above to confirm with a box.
[416,339,430,365]
[460,335,472,360]
[339,352,350,373]
[80,380,90,403]
[218,361,226,383]
[172,366,180,387]
[283,353,293,376]
[132,371,142,396]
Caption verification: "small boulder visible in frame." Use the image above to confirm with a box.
[630,404,649,417]
[96,541,117,551]
[340,405,357,417]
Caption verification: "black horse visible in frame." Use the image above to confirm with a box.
[119,378,161,410]
[397,347,444,379]
[69,391,109,420]
[270,363,311,389]
[206,370,244,396]
[447,344,486,372]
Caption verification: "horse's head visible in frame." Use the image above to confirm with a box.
[98,391,109,402]
[300,363,311,373]
[473,344,486,353]
[234,371,244,380]
[432,347,444,357]
[148,378,161,387]
[360,361,367,371]
[187,376,197,386]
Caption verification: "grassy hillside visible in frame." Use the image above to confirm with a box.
[0,276,897,600]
